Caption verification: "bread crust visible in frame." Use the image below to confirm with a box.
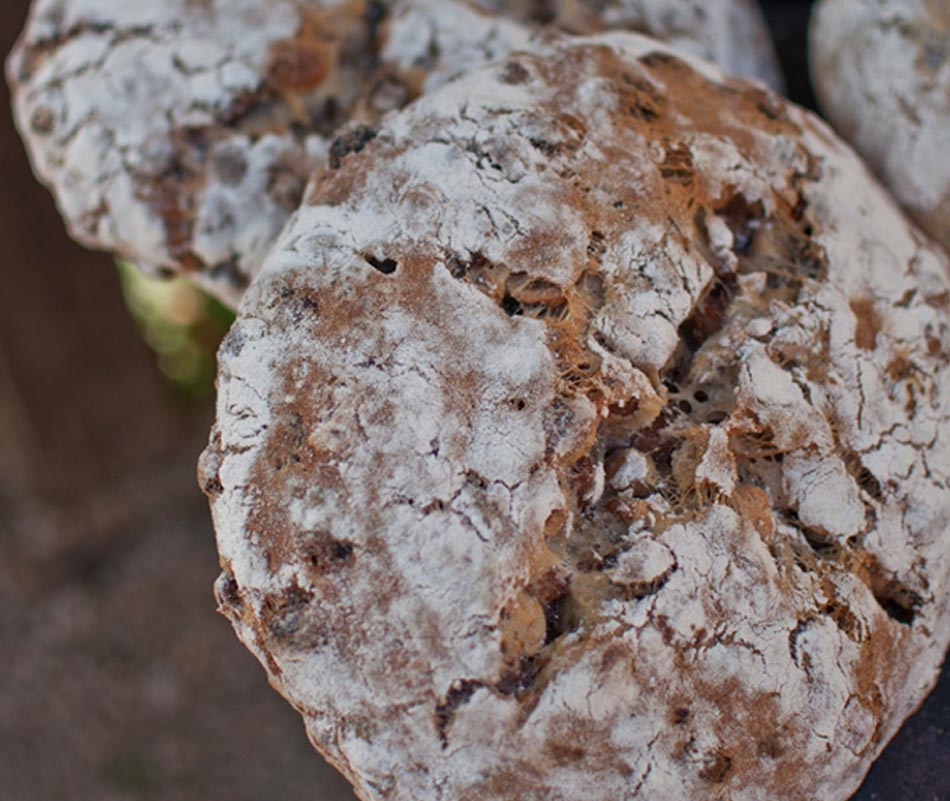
[7,0,781,305]
[473,0,784,89]
[810,0,950,251]
[5,0,381,304]
[202,34,950,801]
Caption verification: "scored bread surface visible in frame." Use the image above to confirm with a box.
[201,33,950,801]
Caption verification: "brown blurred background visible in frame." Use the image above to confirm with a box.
[0,1,944,800]
[0,0,356,797]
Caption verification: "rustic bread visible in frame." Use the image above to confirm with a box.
[474,0,784,89]
[5,0,383,305]
[200,32,950,801]
[810,0,950,251]
[8,0,781,305]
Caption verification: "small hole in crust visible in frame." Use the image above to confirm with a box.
[671,707,691,725]
[328,124,378,169]
[496,654,542,696]
[304,533,357,575]
[501,293,524,316]
[363,254,398,275]
[435,680,483,749]
[867,562,922,627]
[587,230,606,258]
[542,591,580,645]
[215,570,242,610]
[502,61,530,84]
[203,473,224,497]
[877,598,916,625]
[331,541,354,561]
[679,277,736,352]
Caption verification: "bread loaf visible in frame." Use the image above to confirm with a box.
[201,33,950,801]
[8,0,782,305]
[810,0,950,251]
[474,0,784,89]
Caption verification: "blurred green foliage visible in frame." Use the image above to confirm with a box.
[117,261,235,398]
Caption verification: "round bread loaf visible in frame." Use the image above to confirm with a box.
[200,32,950,801]
[7,0,781,306]
[810,0,950,251]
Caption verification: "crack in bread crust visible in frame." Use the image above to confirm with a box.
[201,33,950,801]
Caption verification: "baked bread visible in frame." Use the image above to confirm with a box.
[473,0,784,89]
[810,0,950,251]
[5,0,384,305]
[8,0,781,305]
[200,32,950,801]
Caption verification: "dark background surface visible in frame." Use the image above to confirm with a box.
[0,1,945,799]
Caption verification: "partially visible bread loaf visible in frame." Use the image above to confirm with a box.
[474,0,784,89]
[5,0,373,304]
[201,32,950,801]
[810,0,950,251]
[7,0,782,306]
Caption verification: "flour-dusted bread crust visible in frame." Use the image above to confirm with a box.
[5,0,386,305]
[473,0,784,89]
[8,0,782,306]
[201,32,950,801]
[810,0,950,252]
